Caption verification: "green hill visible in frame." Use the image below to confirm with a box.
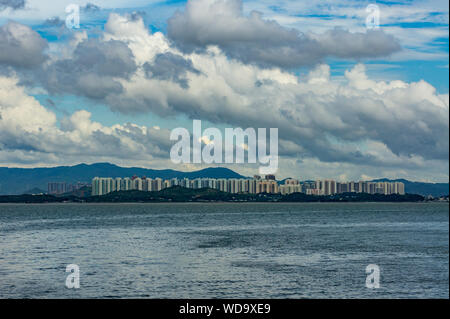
[87,186,258,202]
[0,187,427,203]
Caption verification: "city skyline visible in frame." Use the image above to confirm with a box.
[91,174,405,196]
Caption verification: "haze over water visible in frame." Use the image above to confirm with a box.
[0,202,448,298]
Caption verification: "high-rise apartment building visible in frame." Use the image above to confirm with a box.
[91,176,405,197]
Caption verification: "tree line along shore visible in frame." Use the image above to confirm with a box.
[0,186,431,203]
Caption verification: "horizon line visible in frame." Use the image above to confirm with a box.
[1,162,448,184]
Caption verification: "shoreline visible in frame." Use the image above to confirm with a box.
[0,201,447,205]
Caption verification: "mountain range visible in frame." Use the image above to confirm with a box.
[0,163,244,195]
[0,163,448,197]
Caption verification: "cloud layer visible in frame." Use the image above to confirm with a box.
[43,37,137,99]
[0,21,47,68]
[0,75,173,166]
[0,0,25,11]
[168,0,401,68]
[0,1,448,181]
[59,13,445,167]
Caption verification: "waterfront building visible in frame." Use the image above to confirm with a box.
[91,176,405,197]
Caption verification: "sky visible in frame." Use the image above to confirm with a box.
[0,0,448,182]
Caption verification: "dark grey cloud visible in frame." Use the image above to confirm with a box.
[143,52,200,88]
[273,77,449,164]
[43,17,65,27]
[168,0,401,68]
[82,3,100,13]
[43,39,136,99]
[129,10,146,21]
[0,0,25,11]
[0,129,42,153]
[328,94,449,161]
[74,39,137,77]
[315,28,402,59]
[0,122,171,162]
[0,21,48,68]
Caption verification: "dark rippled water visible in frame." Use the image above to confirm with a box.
[0,202,448,298]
